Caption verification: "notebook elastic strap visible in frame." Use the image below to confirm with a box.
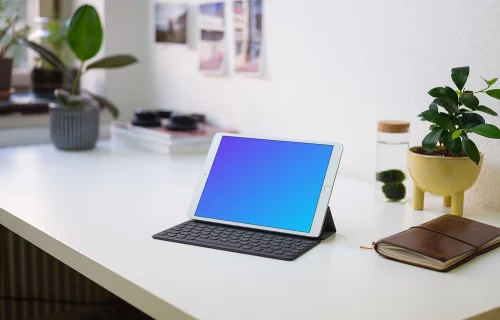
[410,226,479,250]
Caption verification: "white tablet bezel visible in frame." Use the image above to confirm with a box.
[187,133,344,238]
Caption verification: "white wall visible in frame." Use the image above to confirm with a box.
[147,0,500,212]
[72,0,153,121]
[98,0,500,211]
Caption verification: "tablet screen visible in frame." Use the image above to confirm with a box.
[194,136,334,232]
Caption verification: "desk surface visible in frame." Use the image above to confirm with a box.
[1,143,500,320]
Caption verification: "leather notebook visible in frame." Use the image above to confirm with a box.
[374,215,500,272]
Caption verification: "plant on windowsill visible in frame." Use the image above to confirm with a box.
[0,1,30,100]
[26,4,137,151]
[24,13,78,99]
[408,66,500,216]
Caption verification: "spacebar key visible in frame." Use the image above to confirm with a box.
[195,238,242,248]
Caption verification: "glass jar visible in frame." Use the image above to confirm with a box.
[376,120,410,202]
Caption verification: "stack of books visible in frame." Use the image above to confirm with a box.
[110,119,238,154]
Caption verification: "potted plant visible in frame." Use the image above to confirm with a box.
[409,66,500,216]
[27,15,77,99]
[0,1,29,100]
[28,4,137,150]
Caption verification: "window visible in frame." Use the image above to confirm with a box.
[3,0,40,87]
[2,0,36,69]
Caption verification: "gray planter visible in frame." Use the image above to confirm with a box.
[0,57,13,91]
[49,103,100,151]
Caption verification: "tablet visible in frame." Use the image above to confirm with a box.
[187,133,343,238]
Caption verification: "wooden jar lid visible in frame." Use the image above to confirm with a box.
[378,120,410,133]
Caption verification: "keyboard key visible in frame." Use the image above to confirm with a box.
[260,244,270,248]
[177,235,186,238]
[241,241,249,245]
[158,232,167,235]
[230,240,239,244]
[166,233,178,237]
[251,240,260,243]
[220,238,229,242]
[291,249,300,253]
[242,245,252,249]
[282,244,291,248]
[275,250,284,255]
[285,252,295,256]
[253,247,262,251]
[195,238,242,248]
[261,241,270,245]
[186,236,196,240]
[276,237,284,240]
[294,243,303,247]
[271,246,281,250]
[264,249,274,253]
[200,235,209,239]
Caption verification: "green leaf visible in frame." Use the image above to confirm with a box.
[84,90,119,118]
[451,137,463,156]
[462,112,485,126]
[451,66,469,91]
[469,124,500,139]
[422,129,443,151]
[432,115,455,130]
[444,86,459,102]
[455,89,461,97]
[429,103,438,112]
[421,108,454,129]
[67,5,103,61]
[86,54,138,71]
[54,89,85,107]
[19,39,67,72]
[475,105,498,117]
[482,77,498,87]
[452,129,463,139]
[428,87,448,98]
[462,135,480,165]
[464,123,479,130]
[429,124,439,130]
[461,94,479,110]
[486,89,500,100]
[433,97,459,113]
[421,108,439,121]
[442,131,454,150]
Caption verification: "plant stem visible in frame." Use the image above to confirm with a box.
[473,86,490,94]
[72,62,85,95]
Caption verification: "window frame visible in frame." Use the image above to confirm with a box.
[11,0,39,89]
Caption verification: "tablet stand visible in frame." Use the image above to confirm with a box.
[316,206,336,240]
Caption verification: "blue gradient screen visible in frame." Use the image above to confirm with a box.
[194,136,334,232]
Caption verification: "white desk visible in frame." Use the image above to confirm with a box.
[1,143,499,320]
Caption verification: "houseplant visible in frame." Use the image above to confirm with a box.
[30,4,137,150]
[409,66,500,216]
[0,1,30,99]
[28,15,76,98]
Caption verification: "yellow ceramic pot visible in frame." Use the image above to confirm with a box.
[407,147,484,216]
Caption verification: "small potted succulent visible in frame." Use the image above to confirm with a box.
[29,5,137,150]
[409,66,500,216]
[0,1,30,99]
